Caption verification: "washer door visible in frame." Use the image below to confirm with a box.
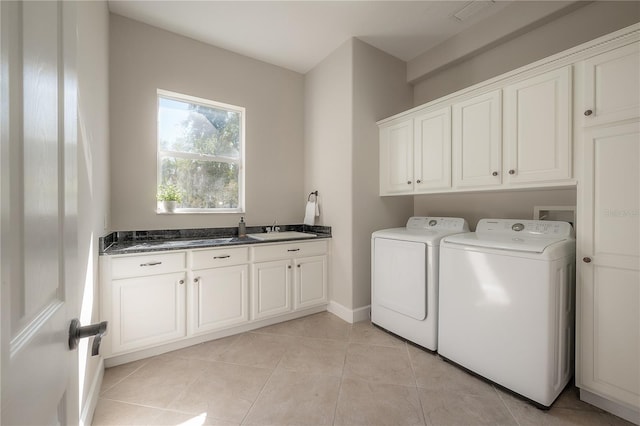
[373,238,427,320]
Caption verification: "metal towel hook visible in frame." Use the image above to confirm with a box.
[307,190,318,201]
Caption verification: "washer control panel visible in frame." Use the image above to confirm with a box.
[406,217,469,232]
[477,219,573,238]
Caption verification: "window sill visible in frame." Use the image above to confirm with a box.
[156,208,244,215]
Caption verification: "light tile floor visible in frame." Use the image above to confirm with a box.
[93,312,632,426]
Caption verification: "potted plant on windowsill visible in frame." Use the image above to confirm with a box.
[157,184,183,213]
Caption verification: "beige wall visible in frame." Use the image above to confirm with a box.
[109,15,305,231]
[414,189,577,231]
[351,39,413,309]
[304,39,354,309]
[304,38,413,312]
[414,1,640,104]
[77,0,110,421]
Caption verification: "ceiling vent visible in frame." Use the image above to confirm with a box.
[453,0,496,22]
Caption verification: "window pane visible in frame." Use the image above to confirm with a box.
[160,157,239,209]
[158,97,240,159]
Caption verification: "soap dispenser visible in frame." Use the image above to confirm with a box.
[238,217,247,237]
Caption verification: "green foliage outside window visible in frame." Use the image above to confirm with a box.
[158,92,244,211]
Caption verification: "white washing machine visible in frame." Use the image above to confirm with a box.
[371,216,469,351]
[438,218,576,408]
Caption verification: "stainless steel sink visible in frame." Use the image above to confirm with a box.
[247,231,317,241]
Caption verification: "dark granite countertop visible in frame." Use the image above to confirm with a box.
[99,224,331,255]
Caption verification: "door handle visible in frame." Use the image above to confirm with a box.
[68,319,108,356]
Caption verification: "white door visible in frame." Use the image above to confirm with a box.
[503,66,572,184]
[111,273,186,354]
[379,119,414,194]
[191,265,248,334]
[293,256,327,310]
[452,90,502,188]
[251,260,292,319]
[578,121,640,412]
[414,107,451,191]
[583,43,640,127]
[1,2,80,425]
[373,238,426,320]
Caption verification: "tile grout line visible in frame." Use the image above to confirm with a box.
[97,395,198,415]
[404,342,429,426]
[238,338,287,426]
[100,359,149,395]
[330,322,354,426]
[493,384,522,426]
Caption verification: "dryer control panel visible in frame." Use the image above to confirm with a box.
[476,219,573,238]
[406,217,469,232]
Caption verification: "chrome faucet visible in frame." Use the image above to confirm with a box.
[268,219,280,233]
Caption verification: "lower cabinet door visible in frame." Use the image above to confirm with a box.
[191,264,249,334]
[111,272,186,354]
[294,255,327,310]
[251,260,292,320]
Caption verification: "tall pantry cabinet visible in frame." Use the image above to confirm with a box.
[576,41,640,424]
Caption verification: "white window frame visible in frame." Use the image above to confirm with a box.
[157,89,245,214]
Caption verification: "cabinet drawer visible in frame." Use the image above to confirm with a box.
[192,246,249,269]
[111,251,186,279]
[252,240,328,262]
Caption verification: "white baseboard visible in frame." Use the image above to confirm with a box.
[327,301,370,324]
[80,357,104,426]
[580,389,640,425]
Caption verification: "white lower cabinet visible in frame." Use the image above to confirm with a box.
[251,259,292,320]
[251,241,328,320]
[110,272,187,354]
[294,255,328,310]
[101,239,329,358]
[190,264,249,334]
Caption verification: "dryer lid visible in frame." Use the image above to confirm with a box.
[443,218,574,253]
[442,233,567,253]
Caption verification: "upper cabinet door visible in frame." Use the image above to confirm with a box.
[379,119,414,195]
[504,66,572,184]
[414,107,452,192]
[452,90,502,189]
[583,43,640,127]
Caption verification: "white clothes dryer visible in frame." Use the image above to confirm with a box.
[371,217,469,351]
[438,218,576,408]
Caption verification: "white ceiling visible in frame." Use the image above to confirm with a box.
[108,1,574,74]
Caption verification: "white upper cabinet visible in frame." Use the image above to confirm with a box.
[503,66,572,185]
[452,90,502,189]
[414,107,452,192]
[583,43,640,126]
[379,120,414,194]
[378,24,638,196]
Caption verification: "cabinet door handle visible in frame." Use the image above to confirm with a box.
[297,264,301,268]
[288,265,292,269]
[407,180,412,185]
[584,109,593,116]
[492,171,498,176]
[508,169,515,175]
[416,179,422,184]
[583,257,592,263]
[179,279,185,285]
[213,255,230,259]
[287,248,300,252]
[140,261,162,267]
[193,277,200,283]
